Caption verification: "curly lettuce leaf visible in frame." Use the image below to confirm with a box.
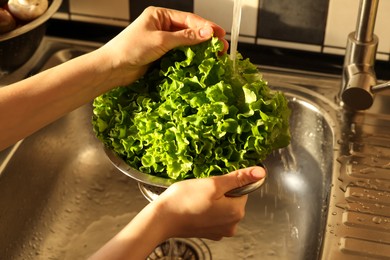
[92,37,290,180]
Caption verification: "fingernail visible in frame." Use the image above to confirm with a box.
[251,167,266,179]
[199,26,213,38]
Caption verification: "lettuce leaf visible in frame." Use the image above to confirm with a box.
[92,37,291,180]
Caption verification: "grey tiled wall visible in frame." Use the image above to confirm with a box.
[129,1,193,20]
[53,0,390,61]
[258,0,329,45]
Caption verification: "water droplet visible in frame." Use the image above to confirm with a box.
[351,192,364,198]
[357,217,364,222]
[360,167,376,174]
[355,180,366,187]
[336,203,349,210]
[266,250,276,256]
[290,226,299,239]
[372,216,382,224]
[382,162,390,169]
[375,203,384,209]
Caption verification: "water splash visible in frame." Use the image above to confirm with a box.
[279,145,298,172]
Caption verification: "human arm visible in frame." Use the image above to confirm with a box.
[89,166,266,260]
[0,6,228,151]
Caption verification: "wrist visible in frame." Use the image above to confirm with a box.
[147,198,177,240]
[95,45,148,89]
[90,201,173,260]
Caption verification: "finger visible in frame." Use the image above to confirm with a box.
[164,8,226,38]
[158,26,210,51]
[213,166,266,193]
[218,38,229,53]
[160,23,230,52]
[157,8,228,51]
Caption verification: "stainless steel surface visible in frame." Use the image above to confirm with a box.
[372,80,390,93]
[340,0,390,110]
[106,147,267,198]
[147,238,212,260]
[335,2,390,256]
[354,0,378,42]
[321,100,390,259]
[138,183,165,202]
[0,36,389,259]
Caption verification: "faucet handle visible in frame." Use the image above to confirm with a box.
[372,81,390,93]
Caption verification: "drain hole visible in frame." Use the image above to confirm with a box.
[147,238,211,260]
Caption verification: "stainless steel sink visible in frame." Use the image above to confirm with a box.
[0,37,389,260]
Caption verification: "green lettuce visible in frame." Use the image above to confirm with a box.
[92,37,291,180]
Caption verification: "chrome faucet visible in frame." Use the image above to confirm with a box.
[341,0,390,110]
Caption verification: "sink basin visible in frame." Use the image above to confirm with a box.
[2,37,387,259]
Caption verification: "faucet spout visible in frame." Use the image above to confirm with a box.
[341,0,380,110]
[355,0,378,42]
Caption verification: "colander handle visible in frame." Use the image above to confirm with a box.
[225,177,266,197]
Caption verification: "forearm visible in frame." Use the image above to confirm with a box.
[89,166,264,259]
[0,47,139,151]
[89,200,172,260]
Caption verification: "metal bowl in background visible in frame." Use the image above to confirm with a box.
[0,0,62,73]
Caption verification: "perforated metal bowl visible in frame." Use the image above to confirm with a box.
[104,147,266,198]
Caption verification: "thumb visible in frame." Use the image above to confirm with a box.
[162,25,213,50]
[214,166,266,194]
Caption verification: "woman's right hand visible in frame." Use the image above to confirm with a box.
[154,166,266,240]
[90,166,266,260]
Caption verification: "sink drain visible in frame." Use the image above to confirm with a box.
[147,238,211,260]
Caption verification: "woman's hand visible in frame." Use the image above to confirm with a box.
[0,7,228,151]
[155,166,266,240]
[98,6,229,87]
[90,166,266,260]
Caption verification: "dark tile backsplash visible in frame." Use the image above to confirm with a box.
[58,0,69,13]
[258,0,329,45]
[129,0,193,22]
[52,0,390,61]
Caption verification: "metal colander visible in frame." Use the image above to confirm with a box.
[104,147,266,199]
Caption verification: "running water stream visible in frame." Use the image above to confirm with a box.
[162,3,244,259]
[155,3,245,259]
[230,0,243,73]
